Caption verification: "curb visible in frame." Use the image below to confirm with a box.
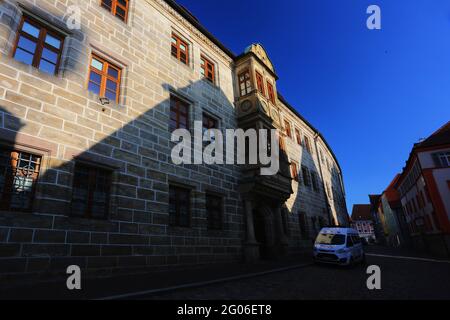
[96,262,313,300]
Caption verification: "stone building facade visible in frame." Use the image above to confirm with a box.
[0,0,348,277]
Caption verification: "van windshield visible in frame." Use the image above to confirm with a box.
[315,233,346,245]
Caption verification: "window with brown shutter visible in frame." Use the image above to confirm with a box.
[201,55,215,84]
[12,15,64,75]
[256,71,265,96]
[206,193,223,230]
[267,81,276,104]
[88,54,121,103]
[0,149,41,212]
[71,163,112,219]
[170,96,189,132]
[100,0,130,22]
[238,70,253,97]
[169,185,191,227]
[171,33,189,65]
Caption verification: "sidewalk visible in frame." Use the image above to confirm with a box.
[365,245,450,261]
[0,253,312,300]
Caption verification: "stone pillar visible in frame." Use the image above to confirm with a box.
[243,199,260,262]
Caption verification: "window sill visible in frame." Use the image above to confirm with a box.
[201,77,219,90]
[86,91,124,110]
[170,56,193,71]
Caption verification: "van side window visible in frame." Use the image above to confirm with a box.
[346,236,354,247]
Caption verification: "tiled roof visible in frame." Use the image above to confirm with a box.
[351,204,372,221]
[416,121,450,149]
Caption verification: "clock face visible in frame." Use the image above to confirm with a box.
[240,100,252,113]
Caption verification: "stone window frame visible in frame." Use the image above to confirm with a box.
[70,161,113,220]
[11,14,65,75]
[171,31,192,67]
[170,95,190,132]
[168,89,196,134]
[205,191,225,231]
[295,127,302,146]
[200,54,216,85]
[290,161,299,182]
[255,70,266,97]
[86,46,128,107]
[87,53,122,104]
[284,119,292,139]
[267,80,276,105]
[0,138,51,215]
[168,181,195,229]
[99,0,131,23]
[238,69,253,97]
[5,5,74,77]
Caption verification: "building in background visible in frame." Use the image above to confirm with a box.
[369,194,385,244]
[379,175,410,248]
[0,0,348,277]
[351,204,376,242]
[395,122,450,257]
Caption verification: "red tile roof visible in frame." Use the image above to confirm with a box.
[351,204,372,221]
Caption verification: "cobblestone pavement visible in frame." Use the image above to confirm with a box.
[146,249,450,300]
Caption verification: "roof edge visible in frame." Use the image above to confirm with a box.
[163,0,236,59]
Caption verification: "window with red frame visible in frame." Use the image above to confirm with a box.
[202,113,218,141]
[295,129,302,145]
[88,54,121,103]
[304,136,312,153]
[171,33,189,65]
[284,120,292,138]
[13,16,64,75]
[267,81,276,104]
[291,162,299,181]
[201,55,215,84]
[170,96,189,132]
[100,0,130,22]
[71,163,111,219]
[256,71,265,96]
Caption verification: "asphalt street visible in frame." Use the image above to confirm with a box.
[145,248,450,300]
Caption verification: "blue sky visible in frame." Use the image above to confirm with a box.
[176,0,450,213]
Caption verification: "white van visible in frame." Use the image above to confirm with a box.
[313,227,366,266]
